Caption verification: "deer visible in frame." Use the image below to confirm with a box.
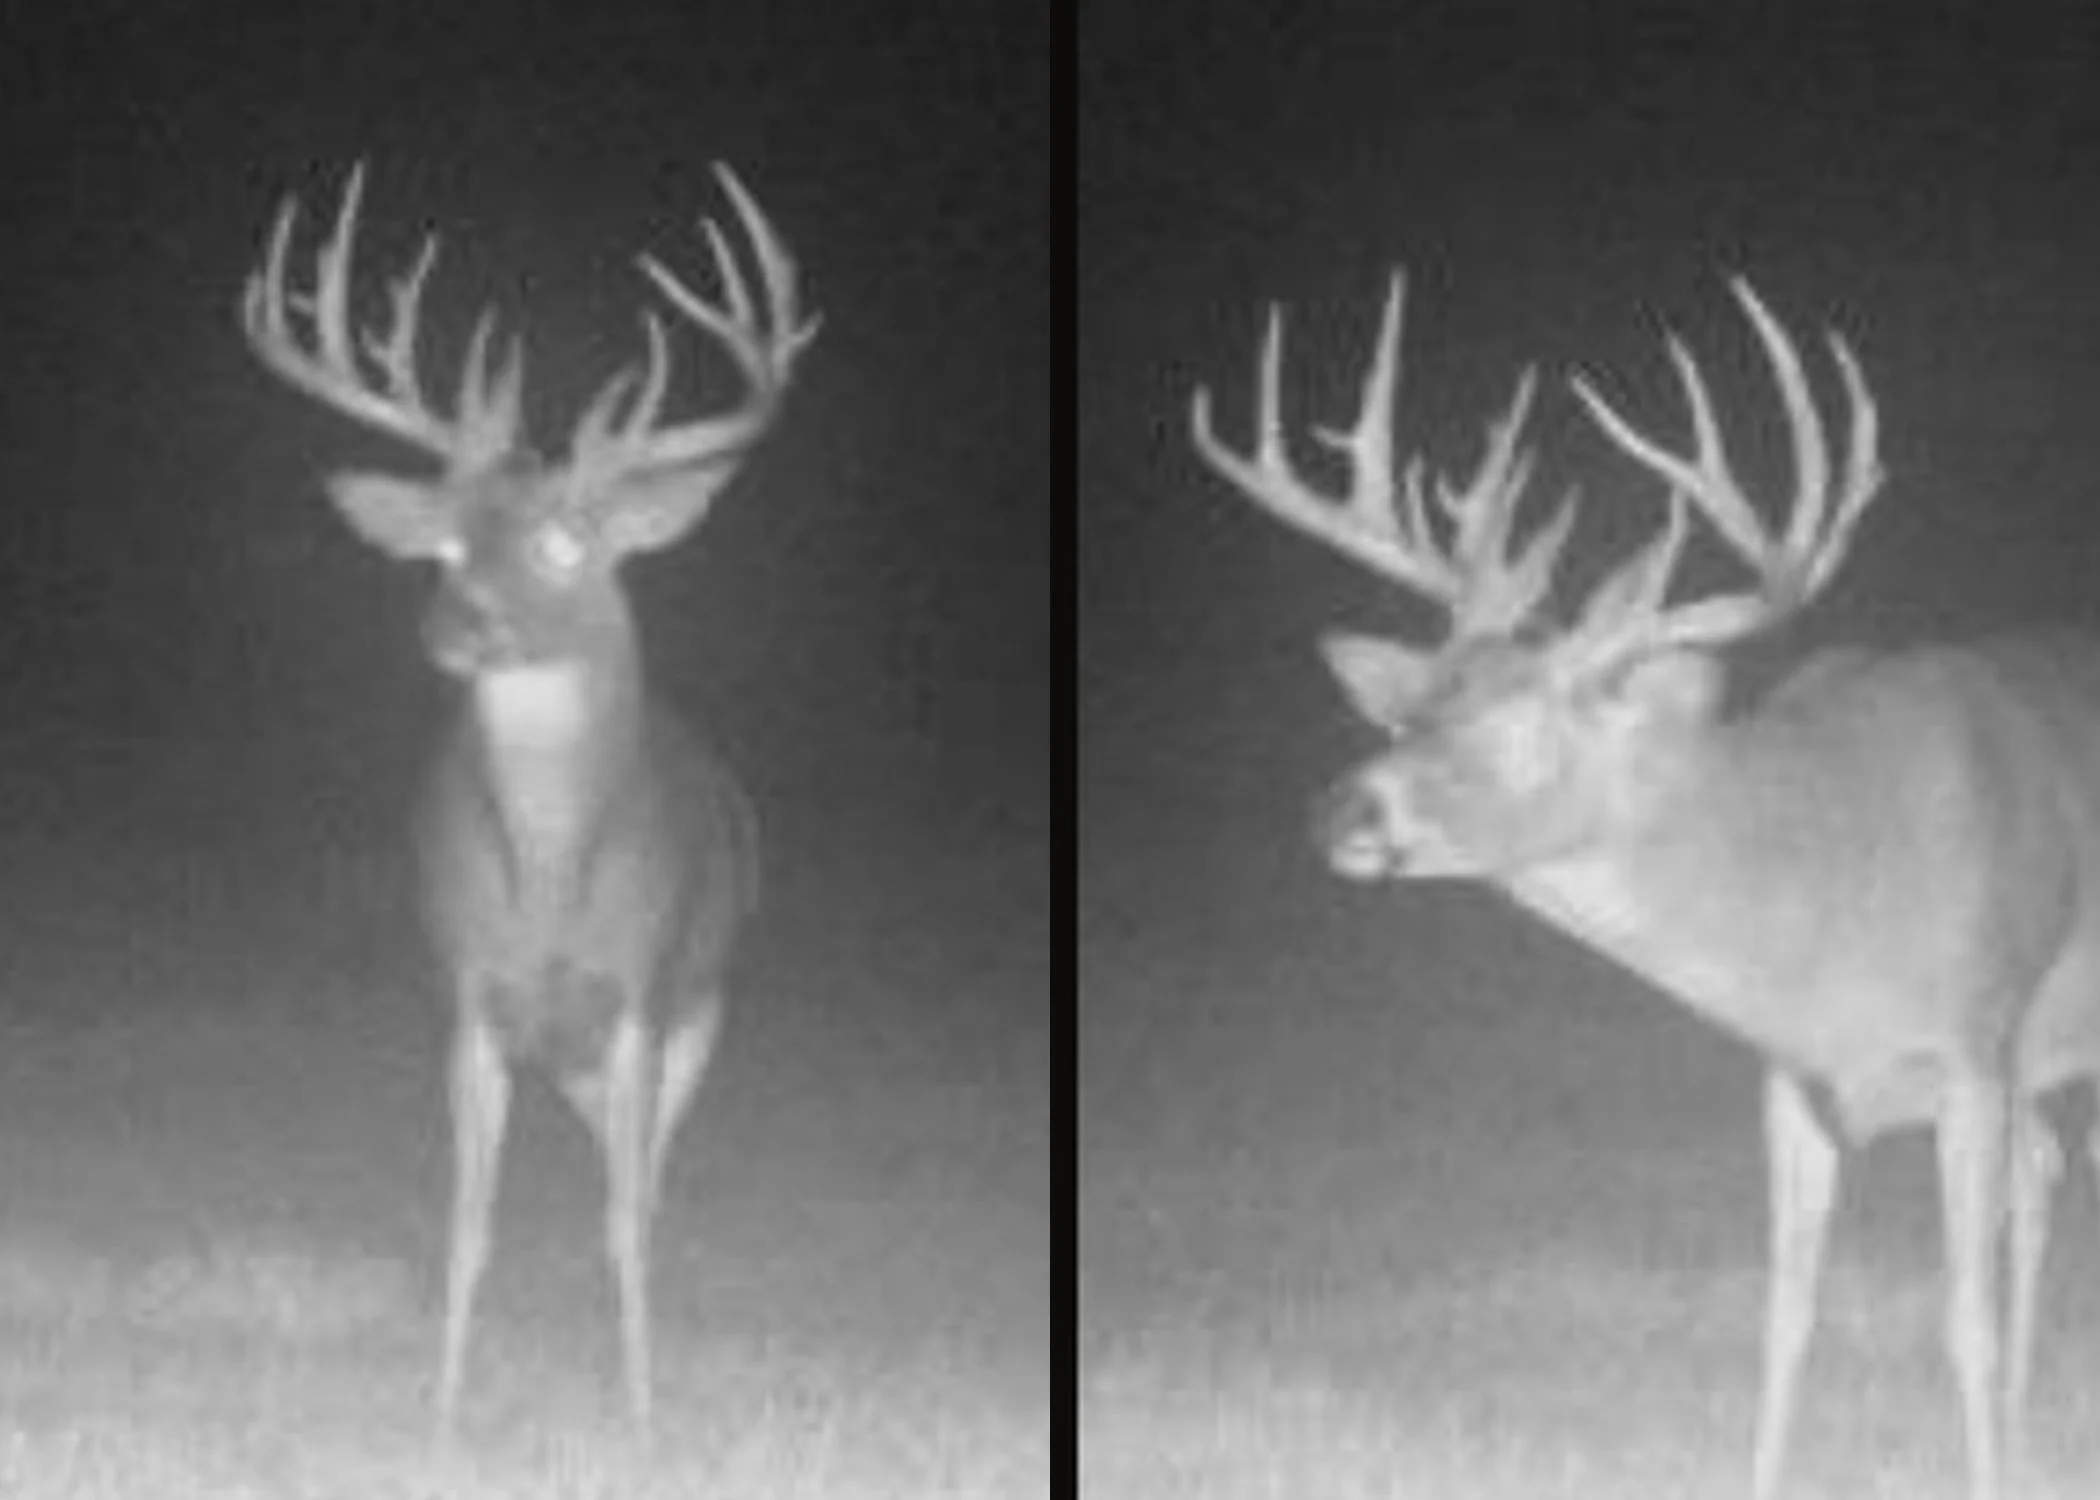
[1190,273,2100,1500]
[240,163,818,1435]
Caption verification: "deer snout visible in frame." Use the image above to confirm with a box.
[423,577,518,677]
[1312,775,1407,879]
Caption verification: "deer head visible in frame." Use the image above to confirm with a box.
[1192,275,1884,882]
[243,163,821,683]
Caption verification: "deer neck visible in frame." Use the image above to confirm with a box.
[1508,842,1750,1017]
[1500,728,1822,1055]
[468,629,647,886]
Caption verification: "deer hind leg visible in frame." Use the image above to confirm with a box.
[437,1009,513,1439]
[2002,1102,2060,1477]
[1938,1073,2012,1500]
[1753,1068,1840,1500]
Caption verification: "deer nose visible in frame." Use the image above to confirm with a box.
[1311,777,1372,844]
[1311,777,1400,877]
[424,580,512,674]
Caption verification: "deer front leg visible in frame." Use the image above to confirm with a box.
[1753,1068,1839,1500]
[438,1007,513,1439]
[599,1008,659,1430]
[2003,1103,2059,1479]
[567,997,727,1430]
[646,998,726,1209]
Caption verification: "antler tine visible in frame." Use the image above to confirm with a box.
[360,233,439,412]
[452,312,527,469]
[1813,327,1885,595]
[1439,368,1580,636]
[570,321,659,461]
[620,312,672,441]
[308,162,365,379]
[634,222,758,393]
[1309,276,1415,559]
[710,162,823,375]
[1732,278,1830,567]
[1571,332,1769,567]
[1192,273,1568,640]
[1719,280,1882,594]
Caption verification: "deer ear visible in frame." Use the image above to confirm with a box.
[1319,632,1436,725]
[324,473,458,560]
[595,463,739,558]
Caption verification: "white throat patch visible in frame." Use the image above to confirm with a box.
[481,664,595,746]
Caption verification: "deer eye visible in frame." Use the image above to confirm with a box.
[530,524,587,578]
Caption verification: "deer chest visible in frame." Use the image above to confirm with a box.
[475,960,627,1077]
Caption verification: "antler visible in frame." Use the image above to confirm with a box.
[1566,279,1885,662]
[567,163,822,493]
[1191,273,1575,642]
[241,163,525,473]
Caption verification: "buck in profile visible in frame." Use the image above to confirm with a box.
[242,164,818,1434]
[1192,275,2100,1499]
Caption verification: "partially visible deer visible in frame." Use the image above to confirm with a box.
[242,164,818,1434]
[1191,275,2100,1499]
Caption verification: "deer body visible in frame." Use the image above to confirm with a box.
[241,163,816,1434]
[1194,276,2100,1498]
[417,604,758,1426]
[1513,638,2100,1130]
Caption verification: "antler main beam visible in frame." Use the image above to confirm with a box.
[1567,278,1886,655]
[242,163,525,472]
[568,164,823,488]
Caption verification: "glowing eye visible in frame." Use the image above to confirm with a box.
[533,525,586,576]
[434,535,467,568]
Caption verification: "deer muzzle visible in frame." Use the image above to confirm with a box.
[1312,775,1409,879]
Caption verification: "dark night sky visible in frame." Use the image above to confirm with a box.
[0,0,1046,882]
[1083,3,2100,931]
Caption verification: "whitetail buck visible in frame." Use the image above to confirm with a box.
[1191,275,2100,1499]
[241,164,818,1433]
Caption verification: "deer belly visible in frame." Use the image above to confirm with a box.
[477,962,626,1076]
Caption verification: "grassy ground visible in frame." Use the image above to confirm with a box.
[1081,885,2100,1500]
[0,821,1045,1498]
